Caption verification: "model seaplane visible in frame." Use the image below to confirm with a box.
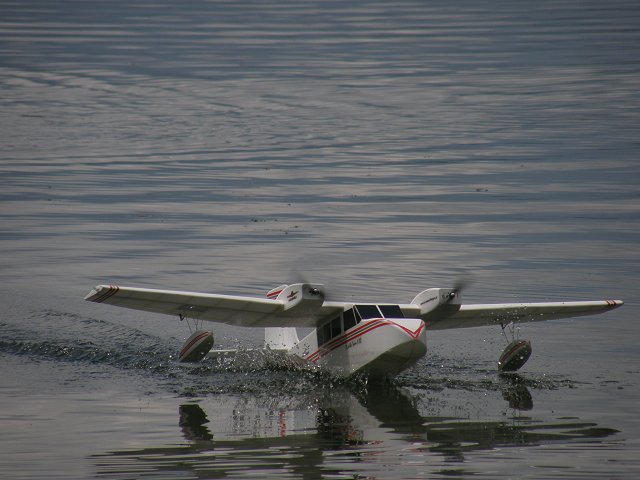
[85,282,623,379]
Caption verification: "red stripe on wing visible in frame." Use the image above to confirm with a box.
[91,285,120,303]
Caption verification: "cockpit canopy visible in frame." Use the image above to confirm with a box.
[316,304,405,347]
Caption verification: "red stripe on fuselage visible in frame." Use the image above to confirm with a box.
[307,318,388,361]
[306,319,384,362]
[392,320,425,339]
[305,318,425,363]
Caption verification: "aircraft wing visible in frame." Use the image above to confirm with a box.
[84,284,344,327]
[86,284,622,331]
[421,300,623,330]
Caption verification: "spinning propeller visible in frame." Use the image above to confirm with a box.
[445,278,470,301]
[308,286,325,298]
[292,269,332,301]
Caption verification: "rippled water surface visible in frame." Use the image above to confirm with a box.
[1,0,639,478]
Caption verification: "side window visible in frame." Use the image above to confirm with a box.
[330,316,342,338]
[322,322,331,345]
[343,308,357,331]
[317,314,346,347]
[316,325,325,346]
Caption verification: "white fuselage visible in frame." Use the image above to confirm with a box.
[290,317,427,379]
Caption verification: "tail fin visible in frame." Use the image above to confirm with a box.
[264,327,299,351]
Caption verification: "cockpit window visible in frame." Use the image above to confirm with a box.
[379,305,404,318]
[355,304,382,320]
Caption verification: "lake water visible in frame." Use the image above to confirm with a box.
[1,0,639,478]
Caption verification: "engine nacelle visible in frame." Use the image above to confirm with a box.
[411,288,461,322]
[276,283,325,312]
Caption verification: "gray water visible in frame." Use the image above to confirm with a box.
[1,0,640,478]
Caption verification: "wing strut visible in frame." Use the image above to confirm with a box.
[179,313,206,335]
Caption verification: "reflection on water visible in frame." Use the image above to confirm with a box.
[179,404,213,443]
[500,373,533,410]
[94,382,617,478]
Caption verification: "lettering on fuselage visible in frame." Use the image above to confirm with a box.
[345,337,362,350]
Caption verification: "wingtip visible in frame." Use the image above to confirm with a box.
[84,285,101,301]
[84,284,119,302]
